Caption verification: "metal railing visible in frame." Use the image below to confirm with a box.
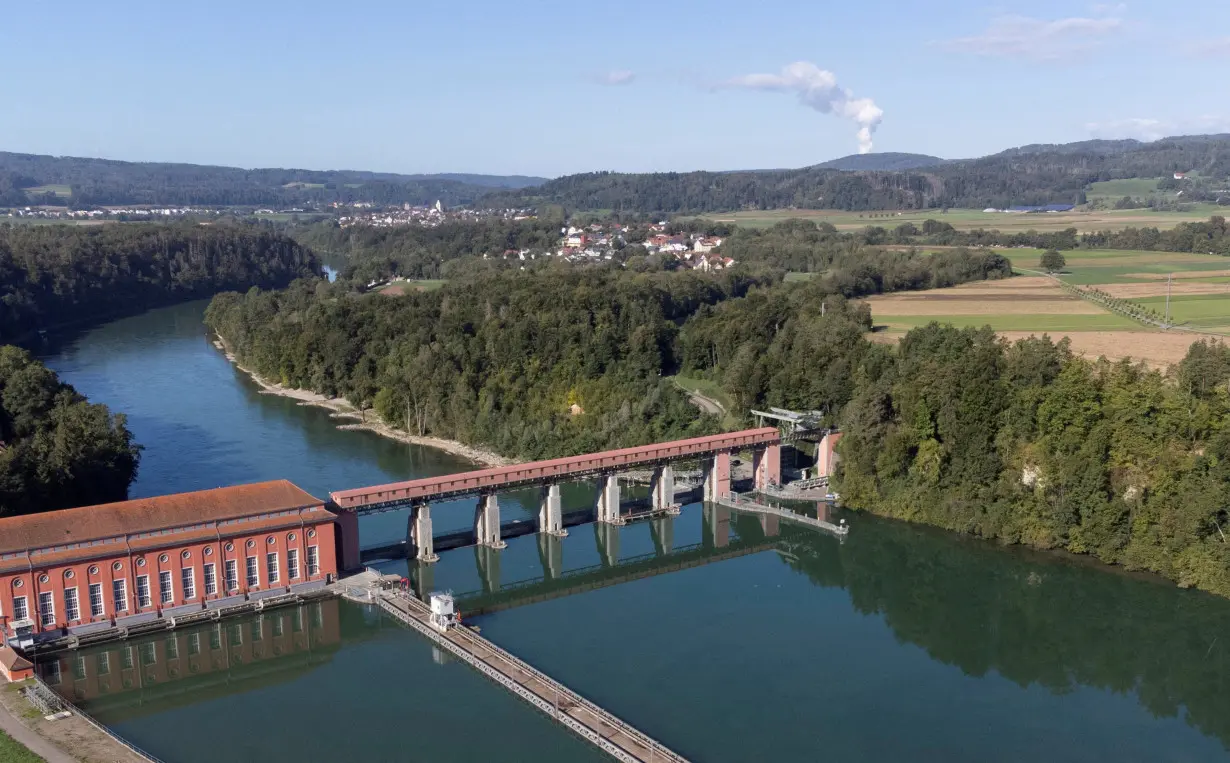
[376,592,688,762]
[717,492,849,537]
[30,674,164,762]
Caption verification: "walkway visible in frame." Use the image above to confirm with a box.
[374,590,688,763]
[715,492,848,537]
[0,693,74,763]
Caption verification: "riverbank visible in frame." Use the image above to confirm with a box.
[211,339,512,468]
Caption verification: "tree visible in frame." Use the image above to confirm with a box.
[1040,249,1066,274]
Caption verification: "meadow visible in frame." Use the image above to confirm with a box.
[20,183,72,198]
[1085,177,1164,200]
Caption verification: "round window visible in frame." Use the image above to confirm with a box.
[64,570,74,580]
[266,536,276,546]
[246,540,256,549]
[88,565,99,575]
[38,574,48,584]
[113,562,123,571]
[137,557,147,567]
[12,579,22,589]
[159,554,169,563]
[307,529,316,539]
[204,547,214,556]
[287,532,296,542]
[181,550,191,560]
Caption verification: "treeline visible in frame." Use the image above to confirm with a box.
[832,326,1230,598]
[0,152,545,208]
[0,223,321,341]
[718,218,1014,278]
[204,269,770,460]
[0,347,139,517]
[293,219,561,283]
[483,135,1230,213]
[896,215,1230,254]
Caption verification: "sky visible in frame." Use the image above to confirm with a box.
[2,0,1229,177]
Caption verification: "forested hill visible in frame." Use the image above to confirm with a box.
[814,152,945,171]
[0,223,321,342]
[0,151,548,208]
[0,346,139,517]
[481,134,1230,214]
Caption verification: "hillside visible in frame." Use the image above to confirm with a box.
[0,151,548,208]
[482,134,1230,214]
[815,152,945,171]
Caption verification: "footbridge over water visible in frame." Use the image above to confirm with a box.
[331,428,787,571]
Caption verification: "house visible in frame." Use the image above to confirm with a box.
[1174,172,1188,180]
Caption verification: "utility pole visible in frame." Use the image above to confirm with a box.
[1165,273,1173,327]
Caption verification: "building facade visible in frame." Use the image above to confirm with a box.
[0,481,339,647]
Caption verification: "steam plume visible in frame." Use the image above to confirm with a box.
[723,62,883,153]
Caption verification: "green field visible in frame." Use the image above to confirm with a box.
[1086,178,1163,199]
[784,271,817,283]
[983,248,1230,285]
[281,182,326,190]
[252,212,333,223]
[699,206,1220,233]
[1136,293,1230,329]
[874,313,1139,332]
[20,184,72,198]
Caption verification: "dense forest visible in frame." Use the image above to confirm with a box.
[204,244,1002,462]
[827,327,1230,598]
[294,219,562,283]
[0,347,139,517]
[0,151,546,208]
[0,223,321,341]
[483,135,1230,213]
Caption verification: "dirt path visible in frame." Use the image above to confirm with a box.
[687,390,725,416]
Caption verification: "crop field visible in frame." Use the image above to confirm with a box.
[862,265,1223,367]
[700,206,1220,233]
[21,184,72,197]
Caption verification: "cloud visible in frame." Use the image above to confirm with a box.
[594,70,636,86]
[939,12,1124,62]
[719,62,884,154]
[1086,116,1230,141]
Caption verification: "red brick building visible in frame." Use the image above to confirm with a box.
[0,481,339,648]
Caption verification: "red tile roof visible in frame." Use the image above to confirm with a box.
[0,480,325,555]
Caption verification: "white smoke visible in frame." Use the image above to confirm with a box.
[723,62,884,154]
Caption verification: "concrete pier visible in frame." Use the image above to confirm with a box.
[538,484,567,536]
[753,444,782,491]
[374,589,689,763]
[703,453,731,502]
[409,504,438,563]
[651,466,679,513]
[475,494,507,549]
[596,475,623,525]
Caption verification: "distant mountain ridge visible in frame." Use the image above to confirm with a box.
[480,133,1230,214]
[0,151,548,207]
[814,152,946,171]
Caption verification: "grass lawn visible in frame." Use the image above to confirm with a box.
[281,182,326,190]
[0,729,43,763]
[784,271,817,283]
[993,249,1230,285]
[874,313,1140,332]
[671,374,739,428]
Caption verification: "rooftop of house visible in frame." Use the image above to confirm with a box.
[0,480,326,555]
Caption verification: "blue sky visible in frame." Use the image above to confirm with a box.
[2,0,1228,177]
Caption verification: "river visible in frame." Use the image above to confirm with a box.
[38,301,1230,762]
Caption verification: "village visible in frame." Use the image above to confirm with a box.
[336,200,535,228]
[494,221,734,271]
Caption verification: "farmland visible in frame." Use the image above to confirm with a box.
[700,206,1221,233]
[20,183,72,198]
[863,248,1230,367]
